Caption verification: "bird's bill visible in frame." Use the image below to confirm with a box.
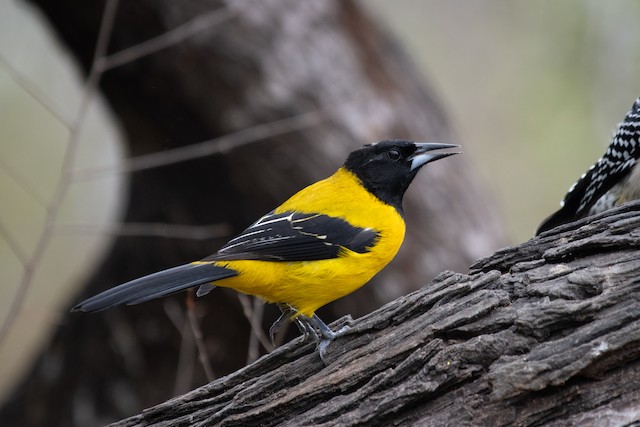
[410,142,461,171]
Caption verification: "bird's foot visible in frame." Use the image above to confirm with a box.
[269,312,289,345]
[301,314,351,364]
[270,305,350,364]
[270,304,308,344]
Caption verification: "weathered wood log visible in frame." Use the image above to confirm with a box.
[1,2,507,424]
[112,200,640,426]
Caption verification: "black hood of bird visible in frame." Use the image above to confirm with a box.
[344,139,460,211]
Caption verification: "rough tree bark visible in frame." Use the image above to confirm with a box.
[112,201,640,427]
[1,1,506,426]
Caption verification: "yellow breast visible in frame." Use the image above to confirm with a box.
[214,168,406,317]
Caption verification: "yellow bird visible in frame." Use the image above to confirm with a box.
[73,140,459,359]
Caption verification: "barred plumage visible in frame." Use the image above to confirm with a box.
[537,98,640,235]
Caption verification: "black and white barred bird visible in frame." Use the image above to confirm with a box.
[536,97,640,235]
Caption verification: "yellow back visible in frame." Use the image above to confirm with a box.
[214,167,406,316]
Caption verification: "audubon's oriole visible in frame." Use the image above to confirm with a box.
[72,139,460,359]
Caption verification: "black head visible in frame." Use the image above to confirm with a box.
[344,139,460,211]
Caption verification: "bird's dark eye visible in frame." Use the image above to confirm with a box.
[388,149,401,161]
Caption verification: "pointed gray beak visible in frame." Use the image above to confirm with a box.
[409,142,461,171]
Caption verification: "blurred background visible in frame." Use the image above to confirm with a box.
[371,0,640,238]
[1,0,640,425]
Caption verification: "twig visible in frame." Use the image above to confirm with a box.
[247,298,266,364]
[53,221,231,240]
[97,7,238,72]
[0,217,28,266]
[71,108,328,181]
[237,294,274,356]
[0,53,73,128]
[0,0,120,349]
[185,290,215,382]
[164,300,196,396]
[0,156,49,206]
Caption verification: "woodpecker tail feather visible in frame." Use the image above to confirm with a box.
[536,97,640,235]
[71,263,237,312]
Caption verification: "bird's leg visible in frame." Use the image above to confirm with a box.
[270,303,314,344]
[271,305,351,363]
[299,317,322,343]
[270,303,298,344]
[299,314,351,363]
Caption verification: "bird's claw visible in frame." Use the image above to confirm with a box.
[303,314,351,364]
[270,305,350,364]
[269,312,289,345]
[270,304,308,344]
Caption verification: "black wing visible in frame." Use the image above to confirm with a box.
[209,211,379,262]
[537,98,640,234]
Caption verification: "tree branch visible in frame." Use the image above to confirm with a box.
[111,201,640,426]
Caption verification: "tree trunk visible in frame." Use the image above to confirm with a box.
[112,201,640,427]
[1,1,506,425]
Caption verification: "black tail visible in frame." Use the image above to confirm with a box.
[536,206,575,235]
[71,263,237,312]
